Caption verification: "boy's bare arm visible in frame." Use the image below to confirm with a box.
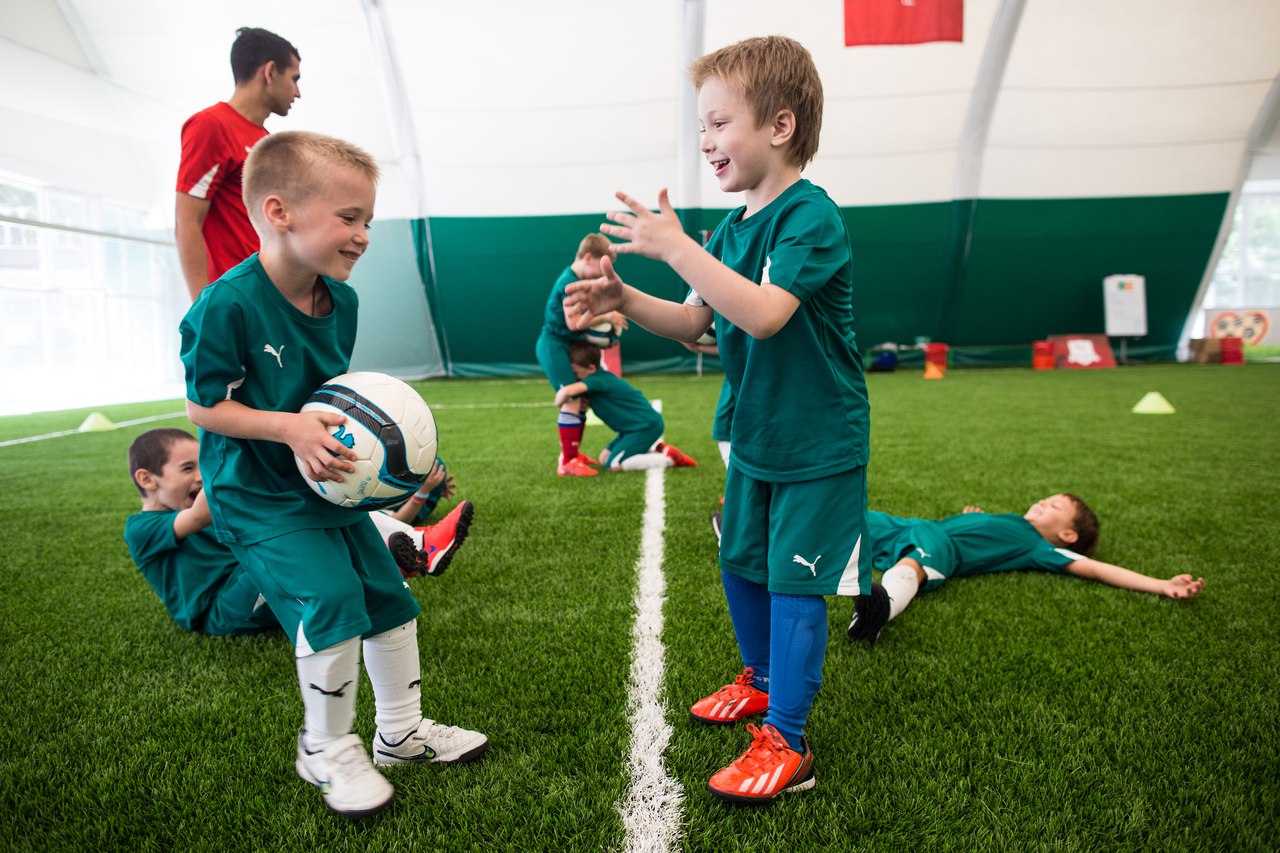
[553,381,589,408]
[172,488,213,540]
[602,189,801,339]
[185,399,356,482]
[564,256,712,342]
[1064,556,1205,600]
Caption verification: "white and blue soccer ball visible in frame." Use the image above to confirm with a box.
[583,320,619,348]
[295,371,438,509]
[695,324,717,346]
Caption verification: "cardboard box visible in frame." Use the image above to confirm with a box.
[1188,338,1221,364]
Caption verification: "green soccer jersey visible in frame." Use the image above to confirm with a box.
[696,179,869,482]
[542,266,581,342]
[580,369,663,437]
[867,510,1082,583]
[180,255,361,545]
[124,511,240,632]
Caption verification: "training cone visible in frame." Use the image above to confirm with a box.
[1132,392,1175,414]
[923,362,945,380]
[77,412,116,432]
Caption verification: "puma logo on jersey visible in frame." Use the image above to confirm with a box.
[309,680,353,698]
[264,344,285,367]
[792,554,821,576]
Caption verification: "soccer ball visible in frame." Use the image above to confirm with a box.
[295,372,438,509]
[583,320,619,348]
[695,324,716,346]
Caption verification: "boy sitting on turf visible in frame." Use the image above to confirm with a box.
[564,36,872,804]
[124,427,279,636]
[535,233,628,477]
[179,131,486,819]
[552,340,698,471]
[127,428,473,600]
[841,493,1207,644]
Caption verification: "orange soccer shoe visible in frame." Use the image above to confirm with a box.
[689,667,769,725]
[707,723,815,805]
[557,455,599,477]
[391,500,474,579]
[658,442,698,467]
[576,451,600,467]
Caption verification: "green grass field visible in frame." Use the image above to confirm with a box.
[1,364,1277,851]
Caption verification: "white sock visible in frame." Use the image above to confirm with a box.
[363,620,423,738]
[882,564,921,621]
[618,452,674,471]
[718,441,731,468]
[368,510,420,548]
[296,637,360,751]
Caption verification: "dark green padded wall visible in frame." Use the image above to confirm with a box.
[411,193,1227,373]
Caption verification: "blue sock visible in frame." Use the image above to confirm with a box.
[762,592,827,750]
[720,570,771,692]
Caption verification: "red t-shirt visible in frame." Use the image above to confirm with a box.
[176,103,268,284]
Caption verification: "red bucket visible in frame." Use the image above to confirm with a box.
[1220,336,1244,365]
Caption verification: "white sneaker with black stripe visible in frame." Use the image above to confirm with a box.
[373,718,489,766]
[295,730,394,818]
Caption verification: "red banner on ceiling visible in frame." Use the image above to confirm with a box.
[844,0,964,46]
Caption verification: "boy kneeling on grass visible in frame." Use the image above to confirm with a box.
[552,340,698,471]
[178,131,486,819]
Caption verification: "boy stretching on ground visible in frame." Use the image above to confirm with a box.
[844,493,1206,644]
[564,36,872,804]
[553,341,698,471]
[535,233,628,477]
[180,131,486,819]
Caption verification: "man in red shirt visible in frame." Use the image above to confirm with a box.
[176,27,301,301]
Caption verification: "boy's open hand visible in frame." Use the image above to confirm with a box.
[564,255,625,330]
[602,189,689,263]
[1164,573,1205,599]
[291,410,357,482]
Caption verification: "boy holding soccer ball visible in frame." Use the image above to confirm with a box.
[179,131,486,819]
[564,36,871,804]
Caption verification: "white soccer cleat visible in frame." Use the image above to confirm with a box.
[373,718,490,766]
[295,730,394,818]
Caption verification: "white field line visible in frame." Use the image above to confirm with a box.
[0,411,188,447]
[0,401,563,448]
[618,467,684,853]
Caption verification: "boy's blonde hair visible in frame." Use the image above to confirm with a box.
[576,233,616,260]
[243,130,379,223]
[689,35,824,170]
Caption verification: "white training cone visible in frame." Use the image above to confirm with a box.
[1132,392,1175,414]
[77,412,116,432]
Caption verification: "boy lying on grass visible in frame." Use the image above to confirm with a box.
[846,493,1206,643]
[716,492,1204,645]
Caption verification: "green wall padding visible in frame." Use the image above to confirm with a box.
[387,192,1228,376]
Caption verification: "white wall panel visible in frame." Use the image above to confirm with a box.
[384,0,680,216]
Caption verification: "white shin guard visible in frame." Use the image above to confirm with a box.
[882,564,921,622]
[296,636,360,750]
[363,619,422,738]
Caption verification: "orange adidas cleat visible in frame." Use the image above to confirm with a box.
[707,723,815,805]
[689,667,769,725]
[558,455,599,477]
[658,442,698,467]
